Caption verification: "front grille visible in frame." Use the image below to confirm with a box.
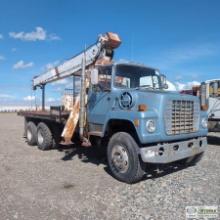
[165,100,200,135]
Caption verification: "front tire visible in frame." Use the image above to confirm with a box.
[37,122,53,150]
[107,132,144,183]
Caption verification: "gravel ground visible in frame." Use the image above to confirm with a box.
[0,113,219,220]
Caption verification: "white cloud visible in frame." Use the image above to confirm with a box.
[191,73,199,79]
[47,97,56,102]
[45,60,60,70]
[0,94,15,99]
[13,60,34,70]
[168,45,216,64]
[9,27,46,41]
[175,82,186,91]
[74,78,81,88]
[23,95,35,101]
[11,48,17,52]
[9,27,60,42]
[0,55,5,61]
[0,34,3,40]
[175,75,183,80]
[175,81,200,91]
[51,78,69,86]
[48,33,61,41]
[150,43,219,70]
[54,87,63,92]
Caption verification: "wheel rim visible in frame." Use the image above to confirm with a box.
[111,145,129,173]
[37,130,44,145]
[27,129,32,141]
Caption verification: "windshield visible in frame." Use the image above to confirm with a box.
[114,64,161,89]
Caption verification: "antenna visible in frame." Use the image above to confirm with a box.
[130,32,134,60]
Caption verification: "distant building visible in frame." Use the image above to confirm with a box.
[0,106,36,112]
[0,105,52,112]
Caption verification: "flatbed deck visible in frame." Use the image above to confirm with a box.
[18,108,70,123]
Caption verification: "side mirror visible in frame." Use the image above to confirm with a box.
[91,69,99,85]
[213,82,219,96]
[163,84,169,89]
[200,82,209,111]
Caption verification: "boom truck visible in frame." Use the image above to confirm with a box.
[181,79,220,132]
[203,79,220,131]
[19,32,208,183]
[185,79,220,132]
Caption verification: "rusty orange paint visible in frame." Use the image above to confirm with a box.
[133,119,140,127]
[138,104,148,112]
[106,32,121,49]
[61,95,80,143]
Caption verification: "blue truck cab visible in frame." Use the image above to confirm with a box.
[87,62,208,182]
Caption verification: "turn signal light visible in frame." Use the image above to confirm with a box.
[138,104,147,112]
[201,104,208,111]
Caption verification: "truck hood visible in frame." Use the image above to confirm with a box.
[134,89,199,113]
[131,89,205,143]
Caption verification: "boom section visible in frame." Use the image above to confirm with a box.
[32,32,121,89]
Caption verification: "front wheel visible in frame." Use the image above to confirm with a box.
[107,132,144,183]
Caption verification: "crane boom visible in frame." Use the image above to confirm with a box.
[33,32,121,89]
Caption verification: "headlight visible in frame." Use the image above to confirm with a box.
[201,117,208,128]
[146,119,156,133]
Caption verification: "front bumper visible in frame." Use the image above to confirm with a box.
[140,137,207,164]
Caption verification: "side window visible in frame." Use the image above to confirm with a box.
[97,66,112,91]
[140,76,153,87]
[218,81,220,96]
[115,76,130,88]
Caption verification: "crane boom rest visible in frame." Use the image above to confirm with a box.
[32,32,121,89]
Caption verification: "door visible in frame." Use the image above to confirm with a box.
[88,66,114,129]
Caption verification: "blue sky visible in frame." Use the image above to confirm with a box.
[0,0,220,106]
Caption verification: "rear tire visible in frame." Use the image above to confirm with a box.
[37,122,53,150]
[26,121,37,146]
[107,132,144,183]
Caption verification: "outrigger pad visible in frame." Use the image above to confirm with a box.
[59,139,74,146]
[81,137,92,147]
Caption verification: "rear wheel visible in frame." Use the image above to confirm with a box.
[26,121,37,146]
[107,132,144,183]
[37,122,53,150]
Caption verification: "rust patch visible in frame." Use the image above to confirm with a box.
[61,95,80,143]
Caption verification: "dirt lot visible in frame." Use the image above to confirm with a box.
[0,113,219,220]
